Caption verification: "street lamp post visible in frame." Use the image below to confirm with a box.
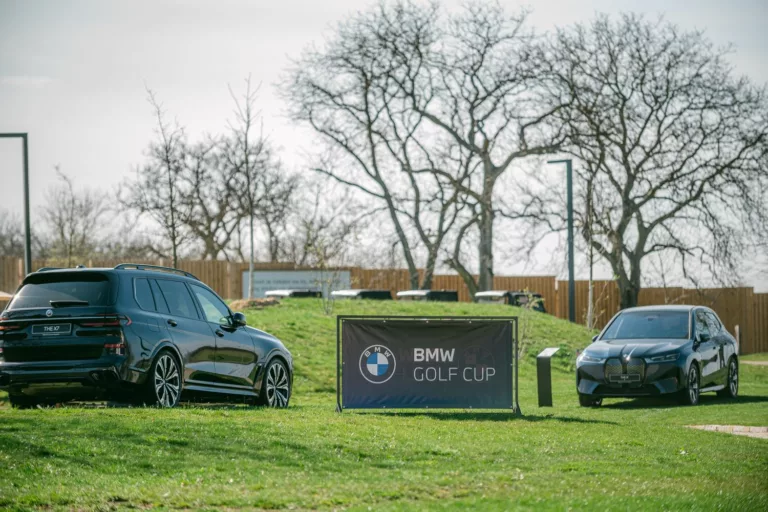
[547,159,576,323]
[0,133,32,276]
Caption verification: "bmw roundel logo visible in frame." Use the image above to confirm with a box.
[359,344,396,384]
[46,309,53,317]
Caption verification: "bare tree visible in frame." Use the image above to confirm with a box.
[224,76,280,297]
[256,165,298,263]
[522,14,768,308]
[282,1,467,289]
[0,209,25,258]
[281,183,362,267]
[385,2,566,292]
[120,89,190,267]
[179,140,244,260]
[42,167,109,266]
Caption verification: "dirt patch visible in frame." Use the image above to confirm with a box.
[229,298,281,311]
[688,425,768,439]
[741,361,768,367]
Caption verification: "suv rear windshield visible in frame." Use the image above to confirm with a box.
[8,273,114,310]
[602,310,690,340]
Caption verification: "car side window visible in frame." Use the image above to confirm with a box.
[190,284,231,325]
[695,311,711,341]
[705,312,722,334]
[156,279,199,319]
[149,280,170,314]
[134,278,156,311]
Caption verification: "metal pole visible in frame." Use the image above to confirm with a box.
[547,159,576,323]
[0,133,31,276]
[336,316,342,413]
[22,134,31,276]
[566,160,575,323]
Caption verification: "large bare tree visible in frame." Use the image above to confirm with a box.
[282,1,468,289]
[522,14,768,308]
[383,2,566,292]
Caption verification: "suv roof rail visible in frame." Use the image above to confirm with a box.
[114,263,200,281]
[36,267,64,272]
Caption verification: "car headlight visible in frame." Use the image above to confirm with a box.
[578,353,605,363]
[646,353,679,363]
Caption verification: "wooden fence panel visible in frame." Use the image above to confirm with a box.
[0,255,766,353]
[556,280,621,328]
[753,293,768,354]
[0,256,21,294]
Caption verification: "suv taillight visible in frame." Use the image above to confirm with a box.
[81,315,131,327]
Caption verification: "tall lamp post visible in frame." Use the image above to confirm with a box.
[0,133,32,276]
[547,159,575,323]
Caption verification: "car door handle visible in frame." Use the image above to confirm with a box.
[167,319,177,327]
[215,329,225,337]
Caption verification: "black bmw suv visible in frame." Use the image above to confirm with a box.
[0,264,292,409]
[576,305,738,406]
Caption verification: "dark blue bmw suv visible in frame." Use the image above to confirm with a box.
[0,264,292,409]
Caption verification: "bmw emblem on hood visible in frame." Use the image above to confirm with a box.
[46,309,53,317]
[359,344,396,384]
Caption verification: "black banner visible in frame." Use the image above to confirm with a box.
[339,317,517,410]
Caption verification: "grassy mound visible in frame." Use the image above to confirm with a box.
[244,298,595,395]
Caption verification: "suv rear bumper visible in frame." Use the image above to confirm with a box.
[0,357,142,396]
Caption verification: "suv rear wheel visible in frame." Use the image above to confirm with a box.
[717,358,738,399]
[146,351,182,408]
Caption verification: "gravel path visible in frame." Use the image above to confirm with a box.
[688,425,768,439]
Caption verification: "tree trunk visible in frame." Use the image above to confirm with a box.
[450,258,478,300]
[477,170,495,292]
[617,263,642,309]
[477,204,494,291]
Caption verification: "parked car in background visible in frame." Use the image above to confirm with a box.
[475,290,546,313]
[576,305,739,407]
[331,289,393,300]
[265,289,322,298]
[0,264,293,409]
[396,290,459,302]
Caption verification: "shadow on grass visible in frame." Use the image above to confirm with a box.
[602,394,768,410]
[361,411,617,425]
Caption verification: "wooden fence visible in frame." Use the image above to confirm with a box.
[0,256,766,354]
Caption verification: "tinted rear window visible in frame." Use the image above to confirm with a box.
[156,279,199,319]
[134,278,156,311]
[9,273,113,310]
[602,311,689,340]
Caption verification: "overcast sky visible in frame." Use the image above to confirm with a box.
[1,0,766,288]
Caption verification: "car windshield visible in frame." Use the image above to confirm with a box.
[602,310,689,340]
[8,274,113,310]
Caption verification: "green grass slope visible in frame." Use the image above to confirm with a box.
[249,299,593,397]
[0,299,767,511]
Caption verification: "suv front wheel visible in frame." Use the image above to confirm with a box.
[258,359,291,408]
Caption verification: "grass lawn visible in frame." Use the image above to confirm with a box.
[1,299,767,510]
[742,353,768,362]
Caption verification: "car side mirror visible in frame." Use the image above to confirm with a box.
[591,335,598,342]
[232,312,247,327]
